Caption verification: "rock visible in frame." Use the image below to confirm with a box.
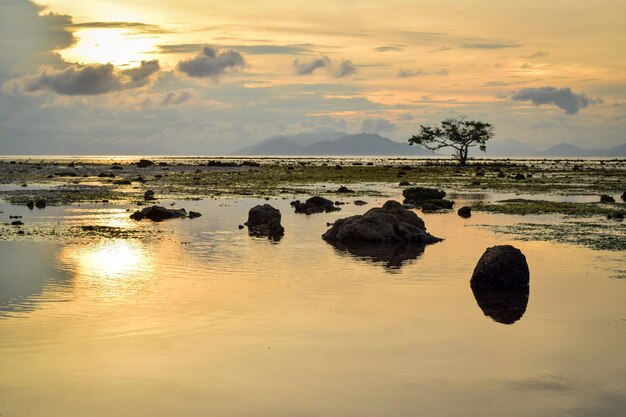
[245,204,284,240]
[294,196,341,214]
[188,211,202,219]
[130,205,187,222]
[458,206,472,218]
[335,164,343,170]
[336,186,354,193]
[238,224,244,229]
[144,190,156,201]
[600,194,615,203]
[98,172,115,178]
[11,220,24,226]
[322,200,441,245]
[514,173,526,181]
[35,199,46,209]
[470,245,529,290]
[353,200,367,206]
[26,200,35,209]
[136,159,155,168]
[423,199,454,209]
[621,191,625,202]
[399,181,411,186]
[402,187,446,204]
[113,179,132,185]
[17,230,25,235]
[111,165,124,170]
[497,172,505,178]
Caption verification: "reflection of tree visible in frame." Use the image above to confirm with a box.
[471,285,529,325]
[329,241,426,270]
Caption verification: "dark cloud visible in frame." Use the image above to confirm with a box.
[361,118,397,134]
[374,45,404,52]
[0,1,76,73]
[335,60,356,78]
[68,21,167,34]
[160,90,193,106]
[293,56,331,75]
[511,86,603,115]
[8,60,160,96]
[398,68,448,78]
[177,46,245,79]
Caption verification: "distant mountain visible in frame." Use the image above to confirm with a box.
[233,133,434,156]
[534,142,626,157]
[467,139,539,157]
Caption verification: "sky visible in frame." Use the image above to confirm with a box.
[0,0,624,154]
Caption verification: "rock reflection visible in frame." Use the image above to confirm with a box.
[329,241,426,270]
[471,286,529,324]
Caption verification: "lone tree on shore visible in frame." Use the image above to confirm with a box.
[409,116,494,165]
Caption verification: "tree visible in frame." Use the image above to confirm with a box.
[409,116,494,165]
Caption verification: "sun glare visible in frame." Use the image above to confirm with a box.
[60,28,158,67]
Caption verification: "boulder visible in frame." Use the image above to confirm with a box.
[130,205,187,221]
[322,200,441,245]
[245,204,284,240]
[402,187,446,205]
[457,206,472,218]
[470,245,529,290]
[600,194,615,203]
[294,196,341,214]
[144,190,156,201]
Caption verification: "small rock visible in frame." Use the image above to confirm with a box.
[136,159,155,168]
[26,200,35,209]
[144,190,156,201]
[130,205,187,222]
[514,173,526,181]
[399,181,411,186]
[600,194,615,203]
[188,211,202,219]
[457,206,472,218]
[294,196,341,214]
[402,187,446,204]
[11,220,24,226]
[354,200,367,206]
[35,199,46,209]
[17,230,25,235]
[245,204,284,240]
[336,186,354,193]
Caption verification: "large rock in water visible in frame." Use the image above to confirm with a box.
[245,204,284,240]
[322,200,441,244]
[470,245,529,290]
[402,187,446,204]
[130,205,187,221]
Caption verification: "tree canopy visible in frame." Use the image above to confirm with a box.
[409,116,494,165]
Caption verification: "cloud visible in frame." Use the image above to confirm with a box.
[159,43,314,55]
[293,56,331,75]
[335,60,357,78]
[177,46,245,79]
[374,45,404,52]
[68,21,167,34]
[460,41,520,49]
[361,118,397,134]
[398,68,448,78]
[6,60,160,95]
[511,87,603,115]
[0,1,76,73]
[526,51,549,59]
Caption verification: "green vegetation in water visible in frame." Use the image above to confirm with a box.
[477,221,626,251]
[472,199,625,217]
[0,223,164,242]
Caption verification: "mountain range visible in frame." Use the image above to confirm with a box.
[233,132,626,157]
[232,133,435,156]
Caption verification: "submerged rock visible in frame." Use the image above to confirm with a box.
[130,205,187,221]
[322,200,441,245]
[293,196,341,214]
[458,206,472,218]
[470,245,529,290]
[245,204,284,240]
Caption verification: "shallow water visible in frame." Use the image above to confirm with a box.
[0,198,625,417]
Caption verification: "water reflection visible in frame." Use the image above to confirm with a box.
[0,242,72,317]
[329,241,426,270]
[59,239,153,300]
[471,285,530,324]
